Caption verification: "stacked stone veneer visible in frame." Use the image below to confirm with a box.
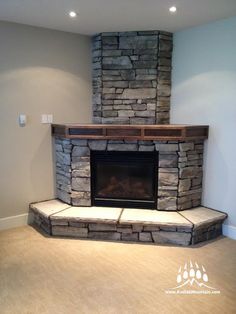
[55,138,204,211]
[92,31,172,124]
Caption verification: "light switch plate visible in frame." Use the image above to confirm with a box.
[19,114,27,127]
[41,114,48,124]
[47,114,53,123]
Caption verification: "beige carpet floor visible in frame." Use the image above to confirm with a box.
[0,226,235,314]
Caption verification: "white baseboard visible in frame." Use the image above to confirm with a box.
[223,224,236,240]
[0,213,32,231]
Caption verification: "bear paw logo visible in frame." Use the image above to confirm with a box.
[172,261,216,290]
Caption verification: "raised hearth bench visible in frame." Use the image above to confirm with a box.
[30,200,227,246]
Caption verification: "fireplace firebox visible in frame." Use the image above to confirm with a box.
[90,151,158,209]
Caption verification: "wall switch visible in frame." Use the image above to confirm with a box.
[47,114,53,123]
[41,114,53,124]
[41,114,48,124]
[19,114,27,127]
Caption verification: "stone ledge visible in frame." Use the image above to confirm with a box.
[29,200,227,246]
[120,208,192,230]
[30,199,70,218]
[51,206,123,224]
[180,207,227,229]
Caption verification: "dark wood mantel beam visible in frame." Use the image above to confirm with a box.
[51,124,209,141]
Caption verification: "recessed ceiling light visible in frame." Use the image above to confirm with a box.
[169,6,177,13]
[69,11,77,18]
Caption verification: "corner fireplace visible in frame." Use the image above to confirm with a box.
[90,151,158,209]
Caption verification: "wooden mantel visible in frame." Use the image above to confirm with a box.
[52,124,209,141]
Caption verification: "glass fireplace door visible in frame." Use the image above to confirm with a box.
[90,151,158,209]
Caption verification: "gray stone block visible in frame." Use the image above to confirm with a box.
[139,145,155,151]
[103,81,129,88]
[120,70,136,80]
[179,142,194,152]
[89,223,117,231]
[72,146,90,157]
[180,167,203,179]
[159,154,178,167]
[158,197,177,211]
[56,152,71,166]
[152,231,191,246]
[52,226,88,238]
[158,190,177,197]
[121,233,139,241]
[102,88,116,94]
[107,144,137,151]
[102,36,118,45]
[129,81,153,88]
[133,61,158,69]
[118,110,135,117]
[121,88,156,99]
[56,174,71,185]
[135,110,155,117]
[160,226,177,232]
[72,198,91,207]
[177,201,192,210]
[88,140,107,150]
[55,144,63,152]
[130,117,155,124]
[51,219,68,226]
[143,225,160,232]
[136,74,156,80]
[57,190,71,204]
[132,224,143,232]
[88,232,121,240]
[102,50,122,57]
[139,232,152,242]
[69,222,87,228]
[72,177,90,192]
[179,179,191,192]
[72,164,90,178]
[119,35,157,49]
[132,104,147,111]
[157,85,171,97]
[117,227,133,233]
[155,144,178,152]
[103,56,132,69]
[159,172,178,186]
[103,110,118,118]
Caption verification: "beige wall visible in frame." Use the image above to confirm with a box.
[171,16,236,238]
[0,21,92,219]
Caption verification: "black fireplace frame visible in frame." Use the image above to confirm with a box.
[90,150,158,209]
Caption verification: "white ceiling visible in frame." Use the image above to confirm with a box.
[0,0,236,35]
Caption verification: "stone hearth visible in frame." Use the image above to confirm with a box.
[30,199,227,246]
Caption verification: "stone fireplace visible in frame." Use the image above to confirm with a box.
[53,124,208,211]
[52,30,208,212]
[30,30,227,246]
